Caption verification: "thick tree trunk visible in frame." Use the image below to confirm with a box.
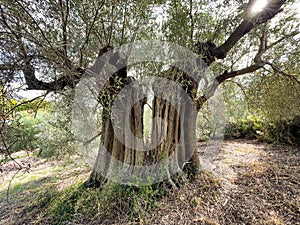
[86,68,200,187]
[86,77,146,186]
[150,90,199,178]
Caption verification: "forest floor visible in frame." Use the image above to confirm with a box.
[0,139,299,225]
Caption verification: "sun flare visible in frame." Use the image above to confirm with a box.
[251,0,268,14]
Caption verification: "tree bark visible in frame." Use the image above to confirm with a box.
[86,67,200,187]
[86,75,146,187]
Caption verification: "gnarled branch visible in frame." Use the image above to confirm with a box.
[23,59,84,91]
[211,0,287,60]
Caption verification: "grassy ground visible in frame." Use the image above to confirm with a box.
[0,140,299,224]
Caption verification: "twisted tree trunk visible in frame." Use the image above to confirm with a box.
[86,65,201,187]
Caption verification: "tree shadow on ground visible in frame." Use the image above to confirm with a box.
[0,176,56,225]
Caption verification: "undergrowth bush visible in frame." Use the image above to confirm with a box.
[225,115,263,140]
[37,92,78,159]
[225,115,300,145]
[1,113,43,153]
[1,93,79,159]
[1,109,77,158]
[264,116,300,145]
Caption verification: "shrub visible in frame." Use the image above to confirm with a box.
[225,115,300,145]
[264,116,300,145]
[225,115,263,140]
[0,96,78,159]
[1,113,43,153]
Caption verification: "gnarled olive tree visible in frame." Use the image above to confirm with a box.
[0,0,299,187]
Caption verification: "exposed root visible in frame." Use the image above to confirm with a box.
[83,171,107,188]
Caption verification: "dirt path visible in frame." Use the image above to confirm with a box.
[0,140,299,224]
[150,140,300,225]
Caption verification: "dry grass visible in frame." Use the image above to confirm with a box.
[0,140,299,224]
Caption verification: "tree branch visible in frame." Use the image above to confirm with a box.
[23,59,84,91]
[15,0,55,52]
[58,0,70,60]
[15,0,72,69]
[211,0,286,60]
[195,62,265,111]
[217,63,265,84]
[254,26,267,63]
[266,30,300,50]
[195,21,299,110]
[266,62,300,85]
[79,1,105,67]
